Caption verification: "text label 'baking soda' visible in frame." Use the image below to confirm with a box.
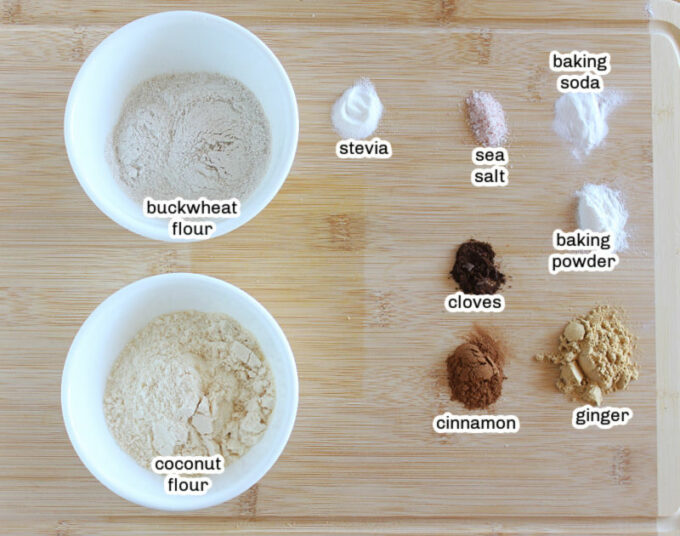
[144,197,240,240]
[433,412,520,434]
[549,229,619,274]
[445,292,505,313]
[572,405,633,430]
[550,50,611,93]
[470,147,508,187]
[336,137,392,159]
[152,455,225,496]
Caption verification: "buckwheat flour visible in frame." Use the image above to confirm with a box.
[109,72,271,204]
[104,311,275,470]
[535,306,638,405]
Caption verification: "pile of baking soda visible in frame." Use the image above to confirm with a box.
[553,91,622,159]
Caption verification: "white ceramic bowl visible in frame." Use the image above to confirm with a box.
[64,11,298,241]
[61,273,298,511]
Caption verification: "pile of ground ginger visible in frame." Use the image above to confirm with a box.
[536,306,639,406]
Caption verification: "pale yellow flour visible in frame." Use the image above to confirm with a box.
[104,311,275,470]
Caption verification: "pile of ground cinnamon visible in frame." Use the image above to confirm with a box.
[446,328,506,410]
[450,239,506,295]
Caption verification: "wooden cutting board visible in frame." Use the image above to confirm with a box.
[1,0,678,534]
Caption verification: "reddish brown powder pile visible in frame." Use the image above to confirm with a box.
[465,91,508,147]
[450,239,506,295]
[446,328,506,410]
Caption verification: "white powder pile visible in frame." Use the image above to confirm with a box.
[110,72,271,203]
[332,78,383,139]
[645,2,654,17]
[465,91,508,147]
[104,311,275,469]
[576,183,629,252]
[553,91,622,159]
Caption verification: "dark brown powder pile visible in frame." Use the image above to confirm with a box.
[450,239,505,295]
[446,328,506,410]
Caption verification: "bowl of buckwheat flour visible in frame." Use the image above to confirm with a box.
[64,11,298,241]
[61,273,298,510]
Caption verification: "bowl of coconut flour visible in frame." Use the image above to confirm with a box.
[64,11,298,241]
[61,273,298,510]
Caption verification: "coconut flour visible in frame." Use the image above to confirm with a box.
[109,72,271,203]
[104,311,275,470]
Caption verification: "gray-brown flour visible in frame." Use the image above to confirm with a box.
[110,72,271,203]
[103,311,275,470]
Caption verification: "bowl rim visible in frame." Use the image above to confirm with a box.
[63,10,299,242]
[61,272,299,511]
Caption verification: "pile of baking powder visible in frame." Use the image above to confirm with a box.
[110,72,271,203]
[576,183,629,252]
[104,311,275,469]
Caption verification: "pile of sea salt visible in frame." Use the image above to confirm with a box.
[465,91,508,147]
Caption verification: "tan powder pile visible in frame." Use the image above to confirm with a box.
[110,72,271,203]
[535,306,638,406]
[104,311,275,469]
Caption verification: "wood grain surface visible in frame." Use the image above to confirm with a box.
[0,0,677,534]
[651,0,680,521]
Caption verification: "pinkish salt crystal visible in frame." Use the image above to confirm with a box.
[465,91,508,147]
